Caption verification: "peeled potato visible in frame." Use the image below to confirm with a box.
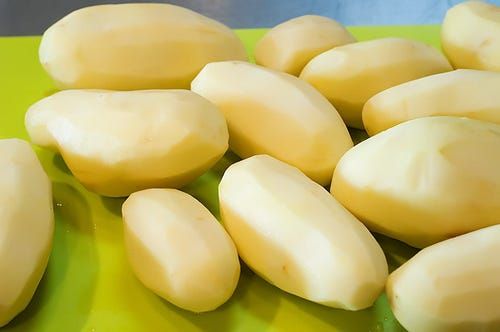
[442,1,500,72]
[39,3,247,90]
[191,61,353,186]
[255,15,355,76]
[332,116,500,248]
[25,90,228,197]
[363,69,500,135]
[387,225,500,332]
[300,37,452,128]
[219,155,388,310]
[122,189,240,312]
[0,139,54,327]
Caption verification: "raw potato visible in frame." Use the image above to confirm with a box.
[25,90,228,197]
[387,225,500,332]
[192,61,353,186]
[255,15,356,75]
[39,3,247,90]
[300,38,452,128]
[363,69,500,135]
[0,139,54,327]
[219,155,388,310]
[332,116,500,248]
[441,1,500,72]
[122,189,240,312]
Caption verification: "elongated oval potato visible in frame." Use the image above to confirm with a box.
[39,3,247,90]
[300,37,452,128]
[332,116,500,248]
[363,69,500,135]
[219,155,388,310]
[255,15,356,76]
[0,139,54,327]
[25,90,228,197]
[387,225,500,332]
[191,61,353,186]
[442,1,500,72]
[122,189,240,312]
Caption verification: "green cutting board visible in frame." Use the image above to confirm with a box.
[0,26,439,332]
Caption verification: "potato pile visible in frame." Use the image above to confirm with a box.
[1,1,499,330]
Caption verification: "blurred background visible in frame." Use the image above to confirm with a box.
[1,0,500,35]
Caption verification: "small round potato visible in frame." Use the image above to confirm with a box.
[0,139,54,327]
[255,15,355,76]
[332,116,500,248]
[25,90,228,197]
[122,189,240,313]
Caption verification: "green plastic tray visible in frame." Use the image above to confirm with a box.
[0,26,439,332]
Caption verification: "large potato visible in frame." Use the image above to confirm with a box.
[39,3,247,90]
[255,15,355,75]
[442,1,500,72]
[332,116,500,248]
[25,90,228,197]
[191,61,353,186]
[363,69,500,135]
[122,189,240,312]
[300,38,452,128]
[387,225,500,332]
[219,155,388,310]
[0,139,54,327]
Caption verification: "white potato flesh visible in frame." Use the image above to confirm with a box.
[363,69,500,135]
[387,225,500,332]
[25,90,228,197]
[219,155,388,310]
[300,37,452,128]
[0,139,53,327]
[39,3,247,90]
[191,61,353,186]
[255,15,356,76]
[122,189,240,313]
[332,116,500,248]
[441,1,500,72]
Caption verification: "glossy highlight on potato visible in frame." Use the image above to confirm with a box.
[387,225,500,332]
[25,90,228,197]
[300,37,452,128]
[442,1,500,72]
[363,69,500,135]
[255,15,355,75]
[332,116,500,248]
[219,155,388,310]
[39,3,247,90]
[122,189,240,312]
[192,61,353,186]
[0,139,54,327]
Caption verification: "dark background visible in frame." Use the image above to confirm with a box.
[2,0,499,36]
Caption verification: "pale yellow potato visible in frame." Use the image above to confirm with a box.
[300,38,452,128]
[387,225,500,332]
[122,189,240,312]
[25,90,228,197]
[39,3,247,90]
[332,116,500,248]
[0,139,53,327]
[363,69,500,135]
[442,1,500,72]
[191,61,353,186]
[219,155,388,310]
[255,15,355,76]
